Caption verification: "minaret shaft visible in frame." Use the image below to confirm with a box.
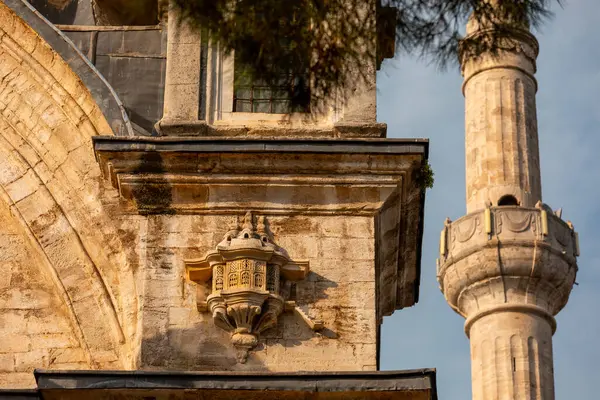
[462,18,542,213]
[464,67,541,212]
[469,312,554,400]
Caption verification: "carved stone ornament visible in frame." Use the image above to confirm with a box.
[185,212,312,363]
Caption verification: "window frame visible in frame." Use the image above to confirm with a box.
[207,43,339,125]
[232,54,311,115]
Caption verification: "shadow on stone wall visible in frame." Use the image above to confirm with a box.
[283,271,339,342]
[142,323,244,370]
[140,272,339,370]
[131,152,174,214]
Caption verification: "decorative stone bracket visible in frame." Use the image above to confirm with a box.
[185,212,322,362]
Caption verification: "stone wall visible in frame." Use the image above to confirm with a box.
[137,214,377,371]
[63,26,167,135]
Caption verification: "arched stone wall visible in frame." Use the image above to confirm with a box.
[0,1,140,377]
[0,192,90,388]
[2,0,134,136]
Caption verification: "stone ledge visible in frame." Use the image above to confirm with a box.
[154,119,387,138]
[92,136,426,216]
[93,135,427,155]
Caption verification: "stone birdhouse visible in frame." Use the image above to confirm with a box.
[185,212,310,362]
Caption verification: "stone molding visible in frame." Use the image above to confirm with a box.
[460,27,539,84]
[463,303,556,337]
[92,137,425,215]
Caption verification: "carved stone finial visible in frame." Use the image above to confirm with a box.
[185,212,310,363]
[228,216,240,231]
[257,216,266,234]
[242,211,254,231]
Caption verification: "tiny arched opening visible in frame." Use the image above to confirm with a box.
[498,195,519,206]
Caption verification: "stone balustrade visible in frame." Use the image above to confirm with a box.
[437,204,578,321]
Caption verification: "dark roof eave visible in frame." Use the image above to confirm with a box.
[92,135,429,156]
[34,369,437,394]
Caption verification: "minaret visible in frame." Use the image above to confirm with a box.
[437,7,580,400]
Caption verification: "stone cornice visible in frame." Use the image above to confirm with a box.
[92,136,427,215]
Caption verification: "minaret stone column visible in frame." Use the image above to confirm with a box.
[463,18,542,212]
[437,9,580,400]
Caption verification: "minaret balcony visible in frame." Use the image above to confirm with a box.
[437,204,579,324]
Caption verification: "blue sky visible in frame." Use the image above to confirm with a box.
[377,0,600,398]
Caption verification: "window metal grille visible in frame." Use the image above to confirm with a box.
[233,62,310,114]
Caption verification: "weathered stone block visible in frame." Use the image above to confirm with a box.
[0,354,14,372]
[318,216,373,239]
[0,372,34,389]
[14,349,49,372]
[48,348,87,364]
[15,186,55,223]
[29,333,76,349]
[0,310,27,334]
[275,235,319,259]
[5,169,40,203]
[0,335,30,353]
[0,288,53,310]
[168,307,190,327]
[318,238,374,261]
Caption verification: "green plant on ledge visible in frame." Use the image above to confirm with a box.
[416,160,435,190]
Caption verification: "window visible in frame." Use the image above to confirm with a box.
[233,57,310,114]
[216,5,314,119]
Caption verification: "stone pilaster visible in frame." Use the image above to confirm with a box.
[162,7,202,123]
[439,8,579,400]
